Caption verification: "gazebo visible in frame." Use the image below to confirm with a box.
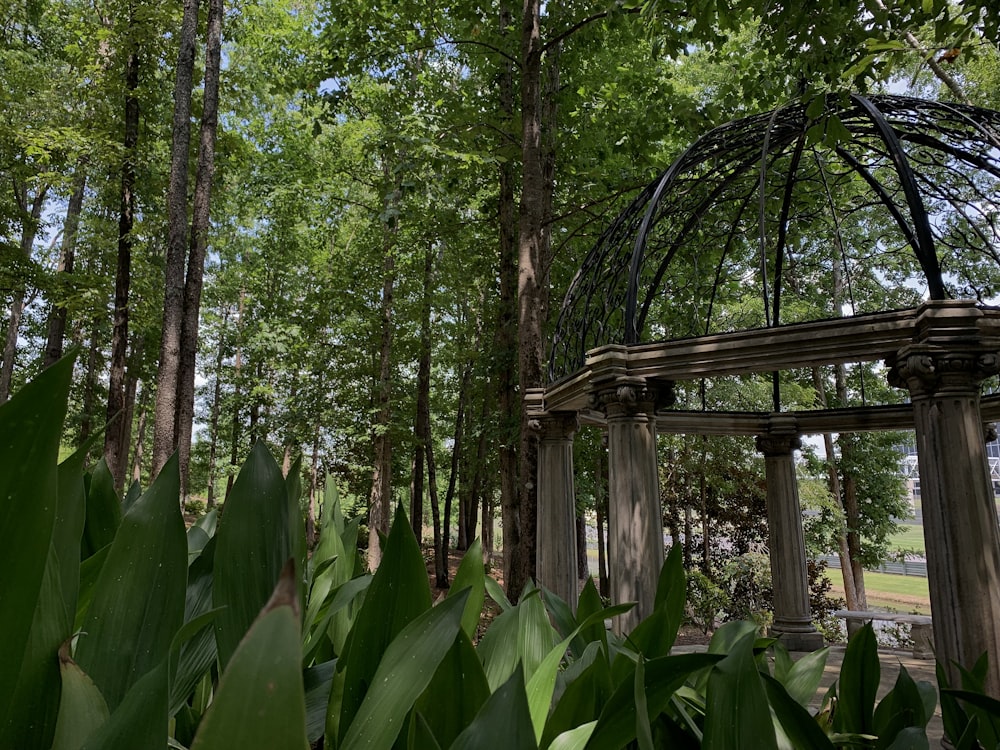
[532,94,1000,695]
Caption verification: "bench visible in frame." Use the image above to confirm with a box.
[833,610,934,659]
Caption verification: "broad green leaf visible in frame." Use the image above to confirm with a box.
[303,574,373,665]
[703,632,778,750]
[449,539,486,639]
[190,566,309,750]
[75,454,187,712]
[884,726,930,749]
[762,674,836,750]
[450,665,537,750]
[168,607,223,717]
[575,578,609,656]
[778,645,829,707]
[51,642,110,750]
[485,575,513,611]
[332,504,432,743]
[5,444,87,749]
[340,591,468,750]
[74,544,110,631]
[477,586,556,691]
[874,664,933,742]
[547,721,596,750]
[171,535,218,713]
[541,645,612,748]
[588,652,722,750]
[305,660,337,745]
[526,630,578,743]
[79,661,169,750]
[214,442,294,670]
[627,545,687,659]
[408,712,443,750]
[834,623,880,736]
[0,354,71,733]
[634,658,654,750]
[414,630,489,749]
[82,459,120,558]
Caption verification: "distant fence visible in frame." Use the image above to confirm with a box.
[819,554,928,578]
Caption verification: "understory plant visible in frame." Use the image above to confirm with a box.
[2,357,999,749]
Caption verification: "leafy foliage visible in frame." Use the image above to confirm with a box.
[7,361,999,749]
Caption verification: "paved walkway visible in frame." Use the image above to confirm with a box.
[673,644,944,745]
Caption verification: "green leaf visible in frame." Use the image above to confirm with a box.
[485,575,513,611]
[74,544,110,631]
[190,565,309,750]
[75,454,187,711]
[413,629,489,748]
[526,629,578,743]
[634,658,654,750]
[449,539,486,639]
[702,632,778,750]
[214,442,295,670]
[303,574,373,665]
[546,721,596,750]
[82,459,120,558]
[778,645,829,707]
[51,642,110,750]
[541,645,612,748]
[834,623,880,736]
[305,660,337,745]
[5,443,88,749]
[477,586,556,691]
[450,665,538,750]
[588,653,722,750]
[340,591,469,750]
[332,504,432,743]
[0,354,72,734]
[762,673,836,750]
[79,660,169,750]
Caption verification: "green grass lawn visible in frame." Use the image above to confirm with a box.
[823,566,931,615]
[888,523,925,555]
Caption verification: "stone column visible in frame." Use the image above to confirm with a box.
[756,415,824,651]
[888,302,1000,696]
[595,379,669,633]
[535,411,580,610]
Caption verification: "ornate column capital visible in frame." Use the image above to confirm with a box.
[589,377,674,418]
[531,411,579,440]
[755,414,801,457]
[887,349,1000,397]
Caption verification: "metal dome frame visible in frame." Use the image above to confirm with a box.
[549,94,1000,387]
[534,95,1000,696]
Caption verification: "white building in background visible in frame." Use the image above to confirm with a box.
[900,436,1000,512]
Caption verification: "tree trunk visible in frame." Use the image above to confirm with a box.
[427,435,448,589]
[103,14,139,490]
[130,384,148,486]
[442,360,471,565]
[512,0,559,596]
[576,513,588,580]
[307,418,320,547]
[152,0,200,479]
[176,0,223,500]
[367,220,396,571]
[226,290,244,500]
[812,366,864,611]
[206,308,227,508]
[80,319,102,450]
[411,247,433,541]
[0,183,47,402]
[497,0,521,598]
[43,168,86,369]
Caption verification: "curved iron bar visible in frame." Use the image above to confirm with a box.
[548,95,1000,385]
[851,95,944,298]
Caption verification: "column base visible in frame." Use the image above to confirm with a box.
[770,628,825,652]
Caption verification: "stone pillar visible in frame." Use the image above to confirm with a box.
[535,411,580,610]
[595,379,669,633]
[756,415,824,651]
[888,302,1000,696]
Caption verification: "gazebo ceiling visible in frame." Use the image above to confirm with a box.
[549,94,1000,387]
